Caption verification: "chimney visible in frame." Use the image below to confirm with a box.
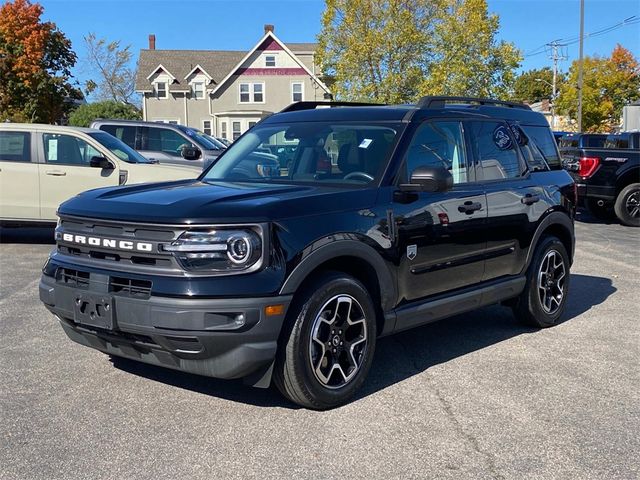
[148,34,156,50]
[264,24,274,34]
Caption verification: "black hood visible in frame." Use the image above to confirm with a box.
[58,179,377,224]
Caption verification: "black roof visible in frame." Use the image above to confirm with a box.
[263,98,549,126]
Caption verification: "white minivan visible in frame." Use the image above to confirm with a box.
[0,124,200,225]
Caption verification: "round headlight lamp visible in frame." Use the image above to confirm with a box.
[227,234,253,264]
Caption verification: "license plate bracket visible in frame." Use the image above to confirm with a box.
[73,292,114,330]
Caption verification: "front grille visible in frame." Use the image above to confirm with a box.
[55,215,183,275]
[109,276,152,298]
[57,268,90,289]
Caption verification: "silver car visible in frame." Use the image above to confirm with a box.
[90,119,225,169]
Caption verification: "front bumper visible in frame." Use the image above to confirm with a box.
[39,273,291,384]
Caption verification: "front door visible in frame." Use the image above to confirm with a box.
[38,132,119,221]
[0,130,40,220]
[394,120,487,304]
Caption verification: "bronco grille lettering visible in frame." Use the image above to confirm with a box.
[61,233,153,252]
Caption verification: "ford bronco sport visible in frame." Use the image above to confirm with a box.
[40,97,576,409]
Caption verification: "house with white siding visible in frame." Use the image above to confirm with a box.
[135,25,331,141]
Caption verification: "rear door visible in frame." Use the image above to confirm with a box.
[38,132,120,220]
[0,130,40,220]
[395,120,488,302]
[469,121,544,280]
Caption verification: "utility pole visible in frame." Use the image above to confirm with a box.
[577,0,585,131]
[546,41,567,129]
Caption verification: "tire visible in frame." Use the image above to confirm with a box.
[512,236,570,328]
[585,197,613,220]
[273,271,377,410]
[614,183,640,227]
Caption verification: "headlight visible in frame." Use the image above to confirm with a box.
[162,227,263,272]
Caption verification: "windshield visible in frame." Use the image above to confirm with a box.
[88,132,152,163]
[202,122,402,186]
[178,126,223,151]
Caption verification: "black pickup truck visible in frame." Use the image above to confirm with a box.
[562,132,640,227]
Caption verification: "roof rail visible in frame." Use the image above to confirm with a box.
[417,96,531,110]
[279,101,385,113]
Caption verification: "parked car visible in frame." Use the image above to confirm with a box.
[216,137,232,147]
[0,124,199,225]
[90,119,225,169]
[563,132,640,226]
[41,97,576,409]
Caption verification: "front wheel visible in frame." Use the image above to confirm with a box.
[512,236,570,328]
[614,183,640,227]
[274,272,377,409]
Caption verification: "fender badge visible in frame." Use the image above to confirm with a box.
[407,244,417,260]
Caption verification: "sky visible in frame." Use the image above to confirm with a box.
[36,0,640,90]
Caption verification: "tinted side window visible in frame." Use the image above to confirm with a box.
[586,136,607,148]
[470,121,521,180]
[42,133,101,166]
[522,125,560,168]
[0,131,30,162]
[100,125,136,149]
[404,121,468,184]
[146,127,190,155]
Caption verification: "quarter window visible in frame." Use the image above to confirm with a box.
[42,133,102,166]
[0,131,31,162]
[155,82,167,99]
[470,121,522,180]
[292,82,303,102]
[192,82,204,99]
[403,121,468,184]
[521,125,559,169]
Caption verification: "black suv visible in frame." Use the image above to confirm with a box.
[40,97,576,409]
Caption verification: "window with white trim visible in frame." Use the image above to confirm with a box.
[232,121,242,140]
[203,120,212,135]
[265,55,276,67]
[292,82,303,102]
[155,82,167,99]
[192,82,204,99]
[221,122,228,140]
[239,83,265,103]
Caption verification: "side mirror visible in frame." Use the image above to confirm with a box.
[400,166,453,193]
[89,156,114,169]
[181,145,201,160]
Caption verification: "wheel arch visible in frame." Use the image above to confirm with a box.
[523,211,575,271]
[279,239,396,334]
[616,167,640,194]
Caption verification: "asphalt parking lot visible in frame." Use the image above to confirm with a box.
[1,210,638,480]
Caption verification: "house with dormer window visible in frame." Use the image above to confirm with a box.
[135,25,331,141]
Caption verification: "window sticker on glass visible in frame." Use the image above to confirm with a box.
[47,139,58,161]
[493,126,513,150]
[359,138,373,149]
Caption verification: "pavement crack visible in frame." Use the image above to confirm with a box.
[392,336,504,480]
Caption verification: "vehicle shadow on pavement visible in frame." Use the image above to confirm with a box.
[359,273,616,400]
[0,227,55,244]
[111,273,615,409]
[575,208,618,226]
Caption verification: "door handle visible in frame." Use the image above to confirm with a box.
[45,170,67,176]
[521,193,540,205]
[458,201,483,214]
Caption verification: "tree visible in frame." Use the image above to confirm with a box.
[419,0,521,98]
[556,44,640,132]
[512,67,565,104]
[0,0,80,123]
[316,0,520,103]
[317,0,439,103]
[83,33,138,105]
[68,100,141,127]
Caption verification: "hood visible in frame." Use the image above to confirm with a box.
[58,180,377,224]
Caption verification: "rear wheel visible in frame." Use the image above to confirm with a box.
[614,183,640,227]
[512,236,570,328]
[274,272,376,410]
